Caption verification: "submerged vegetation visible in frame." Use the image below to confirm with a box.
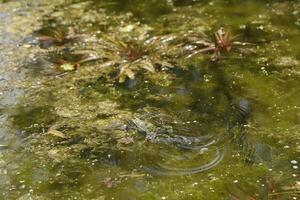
[0,0,299,199]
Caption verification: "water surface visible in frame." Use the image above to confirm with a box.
[0,0,299,199]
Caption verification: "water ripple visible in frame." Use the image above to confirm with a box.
[143,149,224,176]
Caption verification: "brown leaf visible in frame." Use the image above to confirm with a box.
[47,129,67,139]
[117,137,134,145]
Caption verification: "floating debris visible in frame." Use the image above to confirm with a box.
[117,136,134,145]
[47,129,67,139]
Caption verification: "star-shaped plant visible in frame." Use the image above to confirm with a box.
[99,34,179,82]
[184,27,252,60]
[35,27,81,49]
[31,50,97,75]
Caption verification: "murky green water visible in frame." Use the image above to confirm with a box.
[0,0,299,199]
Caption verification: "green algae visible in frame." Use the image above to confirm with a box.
[0,0,299,199]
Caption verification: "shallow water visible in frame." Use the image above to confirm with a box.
[0,0,299,199]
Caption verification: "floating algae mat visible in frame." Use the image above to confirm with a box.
[0,0,299,199]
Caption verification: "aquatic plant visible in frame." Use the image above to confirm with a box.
[35,27,80,49]
[184,27,251,60]
[33,50,98,75]
[99,34,179,82]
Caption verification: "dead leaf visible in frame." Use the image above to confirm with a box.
[117,137,134,145]
[47,129,67,139]
[60,63,76,71]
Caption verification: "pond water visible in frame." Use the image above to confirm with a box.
[0,0,299,199]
